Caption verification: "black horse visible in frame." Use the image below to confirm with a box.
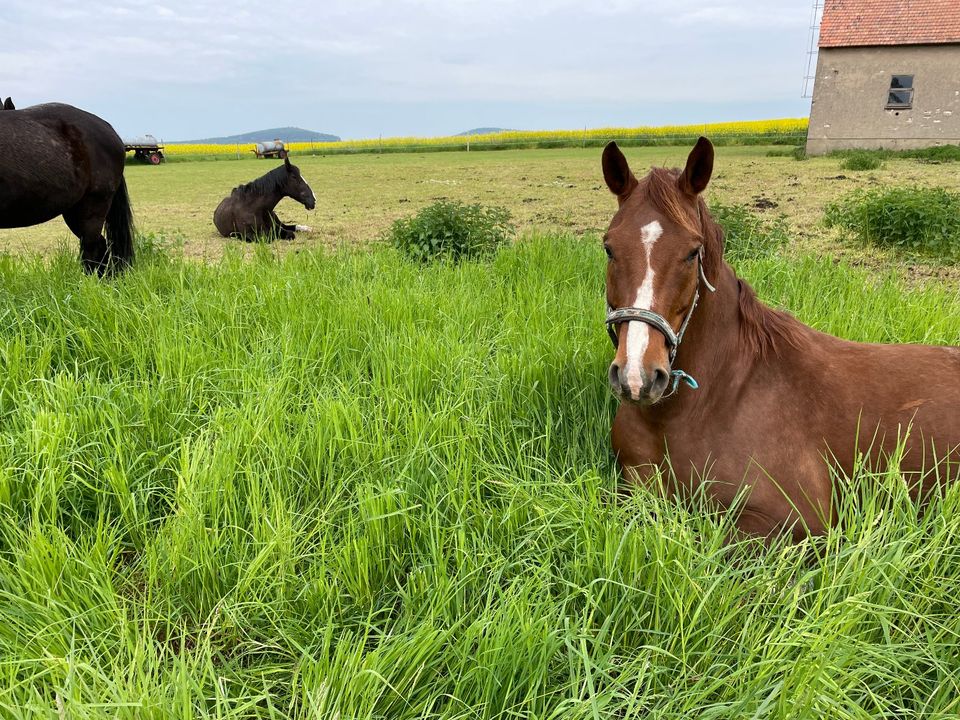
[213,156,316,241]
[0,100,134,274]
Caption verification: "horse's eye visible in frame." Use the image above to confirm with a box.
[604,244,613,260]
[685,247,700,263]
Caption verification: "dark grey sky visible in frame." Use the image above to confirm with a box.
[1,0,816,140]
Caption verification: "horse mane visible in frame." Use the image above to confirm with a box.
[639,167,806,358]
[235,164,288,196]
[733,277,806,358]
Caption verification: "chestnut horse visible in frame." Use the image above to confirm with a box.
[602,138,960,540]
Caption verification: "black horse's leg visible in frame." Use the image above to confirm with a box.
[269,210,297,240]
[63,194,114,275]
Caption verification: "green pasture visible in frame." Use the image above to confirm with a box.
[3,145,959,279]
[0,230,958,716]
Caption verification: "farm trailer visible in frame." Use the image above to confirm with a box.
[253,140,288,159]
[123,135,165,164]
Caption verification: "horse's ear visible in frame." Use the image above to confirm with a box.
[602,141,638,203]
[283,154,291,169]
[2,97,13,110]
[678,136,714,196]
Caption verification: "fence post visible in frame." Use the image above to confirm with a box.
[379,134,382,154]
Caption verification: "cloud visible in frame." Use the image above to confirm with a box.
[1,0,813,137]
[670,4,808,28]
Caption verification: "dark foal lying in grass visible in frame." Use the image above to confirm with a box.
[213,156,316,241]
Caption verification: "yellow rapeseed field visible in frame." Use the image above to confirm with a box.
[162,118,808,158]
[163,143,251,157]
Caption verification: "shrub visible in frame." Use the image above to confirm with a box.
[388,201,514,262]
[767,146,807,161]
[828,144,960,166]
[824,186,960,258]
[902,144,960,163]
[711,203,789,262]
[840,151,883,171]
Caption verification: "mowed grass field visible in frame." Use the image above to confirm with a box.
[3,145,960,274]
[0,146,959,716]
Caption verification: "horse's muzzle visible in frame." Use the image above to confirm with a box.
[608,361,670,404]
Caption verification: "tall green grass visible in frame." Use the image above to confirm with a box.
[0,237,958,717]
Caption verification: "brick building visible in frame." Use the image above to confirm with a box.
[806,0,960,155]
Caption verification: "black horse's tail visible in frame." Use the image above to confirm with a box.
[105,176,135,271]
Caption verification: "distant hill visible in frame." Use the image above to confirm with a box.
[175,127,340,144]
[456,127,512,136]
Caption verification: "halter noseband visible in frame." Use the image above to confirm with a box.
[605,250,716,394]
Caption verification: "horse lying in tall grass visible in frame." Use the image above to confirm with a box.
[602,137,960,541]
[0,100,134,274]
[213,156,316,241]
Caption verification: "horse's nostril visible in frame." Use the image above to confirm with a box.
[650,367,670,396]
[608,362,623,392]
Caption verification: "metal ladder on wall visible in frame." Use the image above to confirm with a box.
[802,1,825,98]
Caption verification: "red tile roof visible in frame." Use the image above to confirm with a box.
[819,0,960,47]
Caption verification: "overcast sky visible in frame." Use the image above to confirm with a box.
[1,0,816,140]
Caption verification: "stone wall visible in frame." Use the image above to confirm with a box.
[806,44,960,154]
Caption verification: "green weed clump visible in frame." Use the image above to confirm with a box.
[902,144,960,163]
[387,200,514,262]
[711,202,789,261]
[828,144,960,166]
[825,186,960,258]
[765,145,806,160]
[840,151,883,171]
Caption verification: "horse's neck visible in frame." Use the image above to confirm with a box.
[673,262,747,393]
[263,187,285,211]
[241,186,284,212]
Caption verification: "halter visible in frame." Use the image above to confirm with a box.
[605,249,716,395]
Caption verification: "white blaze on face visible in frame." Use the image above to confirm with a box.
[623,220,662,393]
[303,176,316,205]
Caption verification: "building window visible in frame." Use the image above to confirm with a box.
[886,75,914,109]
